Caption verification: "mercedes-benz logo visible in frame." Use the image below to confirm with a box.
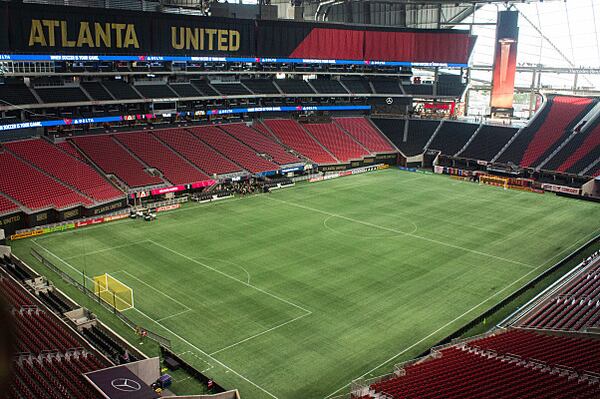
[111,378,142,392]
[385,97,394,105]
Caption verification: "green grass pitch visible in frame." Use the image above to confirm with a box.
[10,169,600,399]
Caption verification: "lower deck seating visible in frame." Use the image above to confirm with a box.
[190,126,279,173]
[10,355,106,399]
[264,119,338,164]
[545,122,600,175]
[518,260,600,331]
[6,139,123,203]
[115,131,210,185]
[458,125,519,161]
[427,121,479,155]
[56,141,85,161]
[467,329,600,375]
[497,96,595,167]
[373,119,439,156]
[0,194,18,215]
[72,135,163,188]
[303,123,370,162]
[0,152,92,210]
[334,117,396,153]
[369,345,600,399]
[153,129,242,176]
[219,123,301,165]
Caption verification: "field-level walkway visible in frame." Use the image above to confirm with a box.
[12,169,600,399]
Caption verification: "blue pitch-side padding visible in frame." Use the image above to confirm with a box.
[0,105,372,132]
[0,54,467,68]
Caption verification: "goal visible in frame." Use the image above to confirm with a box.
[479,174,510,190]
[93,273,134,311]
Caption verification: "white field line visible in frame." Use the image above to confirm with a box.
[114,270,192,311]
[209,312,311,356]
[131,306,277,398]
[147,240,312,314]
[32,239,95,284]
[266,197,536,270]
[156,308,193,323]
[62,240,150,260]
[178,351,214,373]
[322,226,600,399]
[31,238,279,399]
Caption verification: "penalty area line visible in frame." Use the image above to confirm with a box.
[131,306,279,399]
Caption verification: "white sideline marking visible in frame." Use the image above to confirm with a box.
[32,239,95,284]
[147,240,312,314]
[178,351,214,373]
[114,270,192,312]
[266,196,536,270]
[132,306,278,398]
[323,226,600,399]
[156,309,193,323]
[209,312,311,356]
[62,240,150,260]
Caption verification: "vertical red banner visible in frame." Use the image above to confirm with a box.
[490,11,519,116]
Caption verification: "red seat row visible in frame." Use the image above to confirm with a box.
[72,135,164,188]
[263,119,339,164]
[6,139,123,203]
[334,117,396,153]
[153,128,242,176]
[0,151,92,210]
[219,123,302,165]
[370,346,600,399]
[115,130,210,185]
[303,122,371,162]
[189,126,279,173]
[467,329,600,374]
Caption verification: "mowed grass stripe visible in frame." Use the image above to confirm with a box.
[12,169,600,399]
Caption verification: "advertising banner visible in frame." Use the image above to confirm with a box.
[541,183,581,196]
[490,11,519,115]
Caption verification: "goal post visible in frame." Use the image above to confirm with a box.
[93,273,134,312]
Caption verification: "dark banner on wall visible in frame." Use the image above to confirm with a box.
[256,20,474,64]
[490,11,519,115]
[364,29,475,64]
[256,20,364,60]
[0,5,8,52]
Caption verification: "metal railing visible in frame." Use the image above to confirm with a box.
[31,247,172,349]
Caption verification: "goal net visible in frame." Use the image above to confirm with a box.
[93,273,134,311]
[479,174,510,190]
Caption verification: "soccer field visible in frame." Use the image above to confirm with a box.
[11,169,600,399]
